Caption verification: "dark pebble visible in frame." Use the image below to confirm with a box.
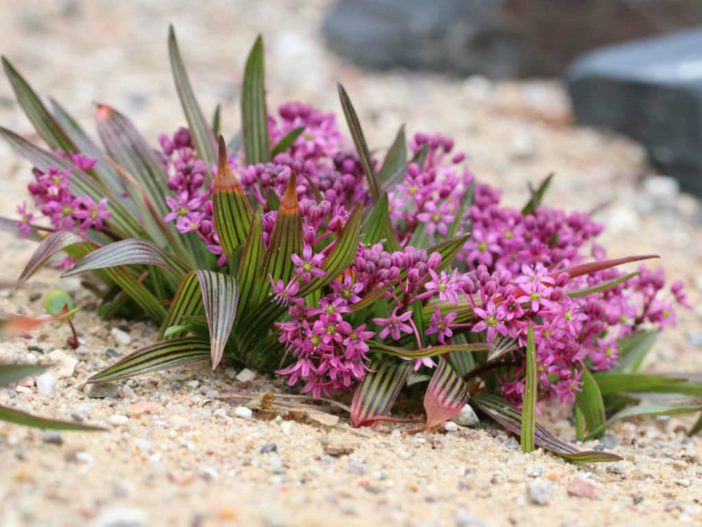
[633,492,644,505]
[27,345,44,353]
[260,443,277,454]
[29,292,42,302]
[41,431,64,446]
[117,324,130,333]
[105,348,120,358]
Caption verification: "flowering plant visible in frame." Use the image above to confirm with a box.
[2,28,700,455]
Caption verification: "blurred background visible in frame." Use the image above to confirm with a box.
[0,0,699,369]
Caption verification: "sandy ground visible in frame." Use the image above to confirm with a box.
[0,1,700,526]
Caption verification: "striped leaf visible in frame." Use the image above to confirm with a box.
[567,272,638,299]
[193,270,238,369]
[378,125,408,185]
[447,179,474,238]
[689,413,702,437]
[350,358,411,427]
[522,173,554,215]
[424,358,471,428]
[63,238,191,277]
[168,25,217,166]
[430,234,471,272]
[552,255,658,282]
[18,231,92,283]
[242,35,270,164]
[2,58,75,152]
[271,126,305,157]
[594,372,689,395]
[369,341,490,360]
[587,402,702,439]
[0,404,103,431]
[0,364,46,387]
[362,192,399,251]
[0,312,74,337]
[213,136,253,260]
[159,272,203,339]
[95,104,170,218]
[521,323,537,453]
[263,173,302,286]
[473,395,622,462]
[337,83,380,201]
[575,367,606,439]
[0,215,53,242]
[614,330,658,373]
[235,207,266,316]
[88,337,211,383]
[0,126,143,238]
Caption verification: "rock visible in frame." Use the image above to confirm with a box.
[596,434,617,450]
[606,463,626,475]
[633,492,644,505]
[95,508,147,527]
[46,350,78,378]
[235,368,256,383]
[125,401,160,417]
[642,176,679,210]
[106,348,120,358]
[87,382,119,399]
[111,327,132,346]
[444,421,458,432]
[322,439,355,458]
[41,430,63,446]
[566,477,598,499]
[454,404,480,427]
[455,510,485,527]
[525,465,542,478]
[35,371,57,396]
[567,29,702,194]
[234,406,253,419]
[268,455,286,474]
[280,421,293,435]
[109,414,130,426]
[260,443,277,454]
[325,1,702,78]
[528,480,553,506]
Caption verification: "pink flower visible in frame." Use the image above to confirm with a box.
[373,310,414,341]
[291,245,326,282]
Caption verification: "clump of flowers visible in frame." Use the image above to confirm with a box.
[2,28,698,456]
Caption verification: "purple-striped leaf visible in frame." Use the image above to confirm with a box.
[369,341,490,360]
[18,231,93,283]
[0,215,53,242]
[242,35,270,164]
[424,358,471,429]
[263,172,302,286]
[350,358,411,428]
[473,394,622,462]
[88,337,211,383]
[521,323,536,452]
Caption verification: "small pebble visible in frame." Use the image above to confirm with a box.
[525,465,542,478]
[528,480,553,506]
[633,492,644,505]
[566,477,598,499]
[260,443,277,454]
[109,414,129,426]
[268,455,286,474]
[606,463,625,475]
[280,421,293,435]
[444,421,458,432]
[111,327,132,346]
[105,348,120,358]
[41,430,63,446]
[35,371,57,396]
[95,507,146,527]
[455,510,485,527]
[87,383,119,399]
[235,368,256,382]
[454,404,480,427]
[234,406,252,419]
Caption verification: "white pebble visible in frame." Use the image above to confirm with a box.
[280,421,293,435]
[454,404,480,427]
[95,508,146,527]
[36,371,57,396]
[46,350,78,378]
[109,414,129,426]
[235,368,256,382]
[528,479,553,505]
[111,328,132,346]
[234,406,252,419]
[444,421,458,432]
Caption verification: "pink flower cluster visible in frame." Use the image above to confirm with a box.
[19,154,111,247]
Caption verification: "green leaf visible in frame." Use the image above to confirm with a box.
[168,25,217,166]
[0,126,143,238]
[193,270,238,369]
[2,57,75,152]
[337,83,380,201]
[522,173,554,215]
[362,192,399,251]
[234,207,267,317]
[689,412,702,437]
[587,402,702,439]
[521,323,536,453]
[43,290,75,315]
[213,136,253,260]
[0,364,47,387]
[212,104,221,135]
[553,255,659,282]
[271,126,305,157]
[62,238,191,277]
[567,272,638,299]
[242,35,270,164]
[594,372,689,395]
[88,337,210,383]
[263,173,302,286]
[472,395,622,463]
[614,330,658,373]
[18,231,92,283]
[350,358,411,427]
[424,358,471,428]
[447,179,474,238]
[0,404,103,431]
[378,125,407,184]
[575,367,606,438]
[369,341,490,360]
[486,335,519,362]
[158,272,203,339]
[428,233,471,273]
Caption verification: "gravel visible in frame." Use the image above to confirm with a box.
[35,371,57,396]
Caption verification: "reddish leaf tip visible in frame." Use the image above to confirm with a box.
[95,104,113,121]
[280,171,299,213]
[214,136,243,194]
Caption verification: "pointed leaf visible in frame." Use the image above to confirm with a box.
[0,364,47,387]
[424,358,471,428]
[0,404,103,431]
[567,272,638,299]
[521,323,536,453]
[615,330,658,373]
[212,104,221,135]
[168,26,217,166]
[594,372,689,395]
[350,358,411,427]
[242,35,270,164]
[158,272,202,339]
[0,215,53,242]
[337,83,380,201]
[587,402,702,439]
[263,173,302,285]
[575,367,606,438]
[689,413,702,437]
[362,192,399,250]
[522,173,554,215]
[369,341,490,360]
[18,231,92,283]
[473,395,622,462]
[63,238,191,277]
[2,57,74,152]
[552,255,659,281]
[213,136,253,259]
[234,207,267,316]
[193,270,238,369]
[88,337,210,383]
[378,125,407,184]
[0,313,70,337]
[271,126,305,157]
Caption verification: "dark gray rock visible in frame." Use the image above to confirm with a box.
[323,0,702,77]
[567,29,702,195]
[322,0,522,79]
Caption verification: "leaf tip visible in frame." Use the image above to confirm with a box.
[94,104,113,122]
[280,171,298,213]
